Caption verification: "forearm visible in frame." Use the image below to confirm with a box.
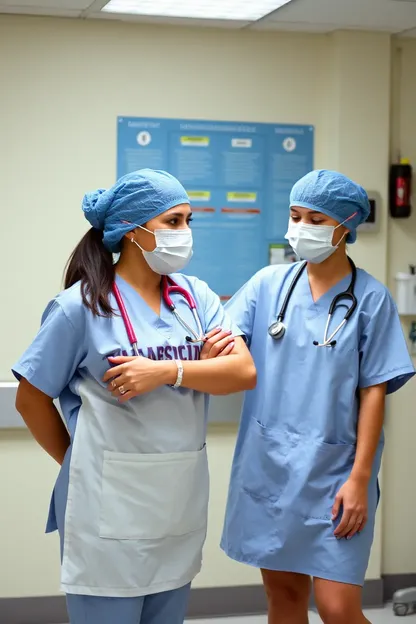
[162,353,256,395]
[350,383,386,483]
[16,381,70,465]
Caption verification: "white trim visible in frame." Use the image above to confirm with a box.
[0,383,243,428]
[0,382,24,429]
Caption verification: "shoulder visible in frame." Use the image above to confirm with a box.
[356,269,395,308]
[43,281,87,331]
[170,273,220,309]
[172,264,302,304]
[246,262,304,295]
[171,273,207,292]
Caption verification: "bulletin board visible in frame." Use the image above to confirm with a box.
[117,116,314,299]
[0,117,315,430]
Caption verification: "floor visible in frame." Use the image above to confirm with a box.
[187,605,416,622]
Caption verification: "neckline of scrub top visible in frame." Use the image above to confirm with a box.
[114,273,171,331]
[302,269,352,316]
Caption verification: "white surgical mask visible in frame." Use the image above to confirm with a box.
[132,226,193,275]
[285,220,347,264]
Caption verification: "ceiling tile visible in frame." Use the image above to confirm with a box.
[259,0,416,34]
[0,0,91,7]
[251,20,336,32]
[100,0,293,22]
[91,11,249,28]
[1,0,416,36]
[0,6,82,16]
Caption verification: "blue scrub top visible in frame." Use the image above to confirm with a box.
[13,272,239,535]
[221,263,415,586]
[13,273,236,436]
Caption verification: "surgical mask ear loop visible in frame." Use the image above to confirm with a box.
[332,228,347,249]
[130,237,147,254]
[325,211,357,254]
[334,211,358,240]
[122,221,155,250]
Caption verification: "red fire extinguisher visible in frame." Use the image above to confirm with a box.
[389,158,412,218]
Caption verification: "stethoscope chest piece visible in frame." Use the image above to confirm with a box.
[268,320,286,340]
[267,257,357,347]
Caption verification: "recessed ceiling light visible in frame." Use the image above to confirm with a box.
[101,0,294,22]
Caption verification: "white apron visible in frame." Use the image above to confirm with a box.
[61,375,209,597]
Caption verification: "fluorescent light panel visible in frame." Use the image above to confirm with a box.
[101,0,293,21]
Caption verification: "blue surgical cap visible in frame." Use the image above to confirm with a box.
[82,169,190,253]
[289,170,370,243]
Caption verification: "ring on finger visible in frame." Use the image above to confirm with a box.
[119,385,126,395]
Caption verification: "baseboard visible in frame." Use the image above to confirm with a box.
[1,575,415,624]
[188,585,268,618]
[382,574,416,600]
[0,595,68,624]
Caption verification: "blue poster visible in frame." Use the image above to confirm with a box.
[117,117,314,299]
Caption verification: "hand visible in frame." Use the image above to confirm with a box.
[332,477,369,539]
[103,356,175,402]
[200,327,235,360]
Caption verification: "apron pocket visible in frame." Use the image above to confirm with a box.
[240,419,298,503]
[99,446,209,540]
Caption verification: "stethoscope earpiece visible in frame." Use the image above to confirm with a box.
[313,340,337,347]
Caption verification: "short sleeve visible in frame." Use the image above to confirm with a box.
[359,289,415,394]
[201,282,243,337]
[12,300,86,399]
[224,276,259,345]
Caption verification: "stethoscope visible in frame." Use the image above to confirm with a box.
[112,276,205,356]
[268,257,357,348]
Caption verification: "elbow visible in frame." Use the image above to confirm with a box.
[244,363,257,391]
[15,379,51,416]
[15,386,28,415]
[233,361,257,393]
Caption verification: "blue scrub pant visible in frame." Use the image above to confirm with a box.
[66,583,191,624]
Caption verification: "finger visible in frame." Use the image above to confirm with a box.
[106,371,128,389]
[200,331,232,359]
[217,341,235,357]
[203,327,223,340]
[103,364,127,382]
[334,515,348,537]
[200,329,225,349]
[357,516,368,534]
[206,329,232,343]
[204,330,233,352]
[208,334,235,356]
[108,356,136,364]
[346,517,364,540]
[342,515,359,539]
[335,513,358,538]
[117,390,135,403]
[333,505,350,536]
[111,382,131,398]
[332,496,342,521]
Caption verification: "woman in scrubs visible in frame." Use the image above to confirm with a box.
[221,170,415,624]
[13,169,256,624]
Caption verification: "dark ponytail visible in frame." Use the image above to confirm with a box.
[64,228,115,317]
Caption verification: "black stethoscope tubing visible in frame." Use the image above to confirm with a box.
[268,257,358,347]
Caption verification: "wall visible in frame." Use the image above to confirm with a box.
[383,38,416,575]
[0,15,414,598]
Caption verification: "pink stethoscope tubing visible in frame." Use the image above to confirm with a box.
[112,275,205,353]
